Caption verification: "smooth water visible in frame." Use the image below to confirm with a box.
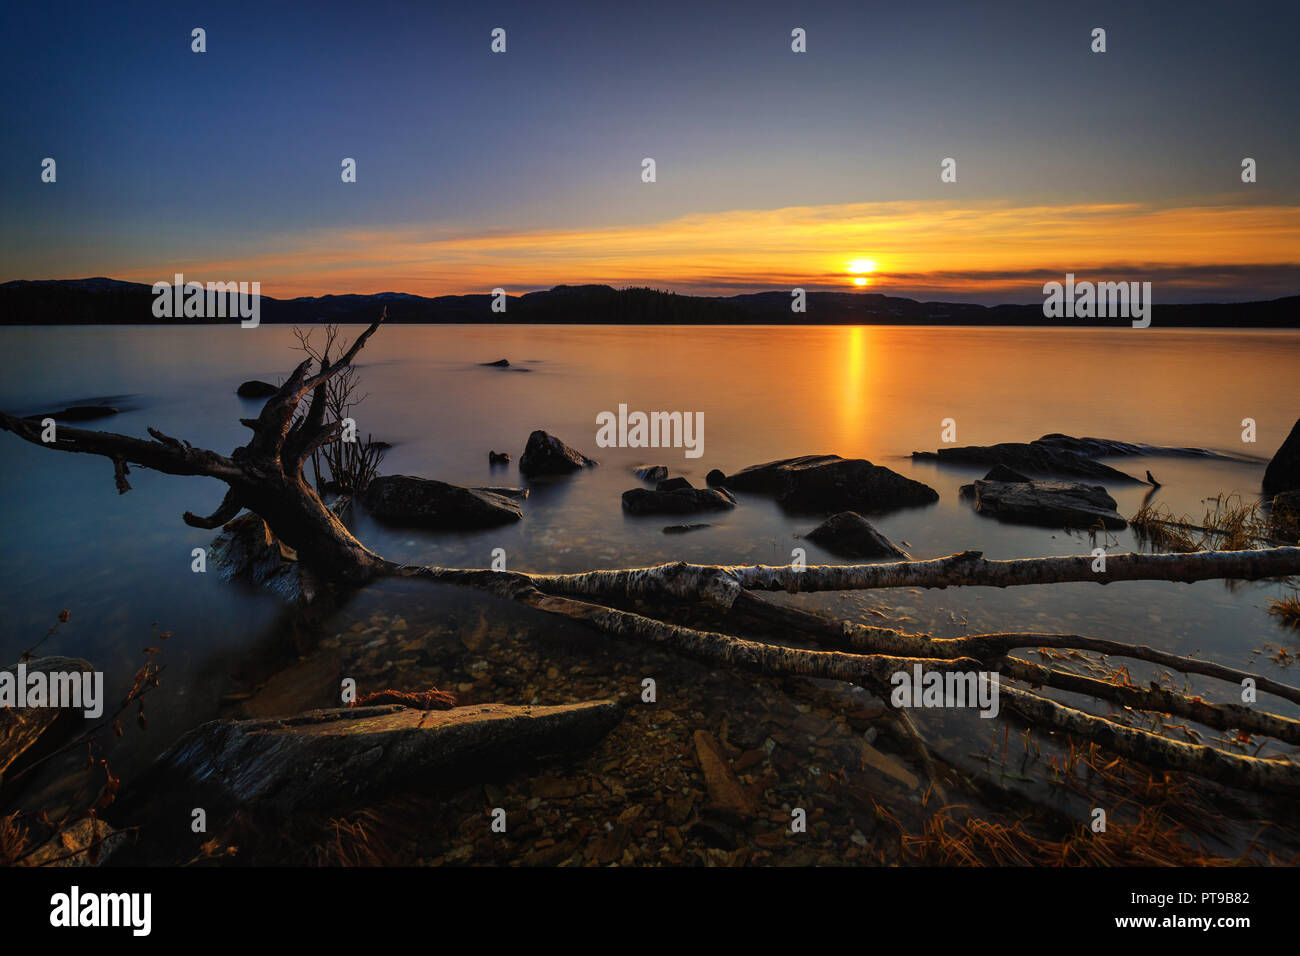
[1,324,1297,775]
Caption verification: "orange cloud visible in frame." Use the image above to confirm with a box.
[109,198,1300,299]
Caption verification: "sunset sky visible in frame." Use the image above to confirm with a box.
[2,0,1298,303]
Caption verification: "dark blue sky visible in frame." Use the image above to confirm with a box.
[2,0,1297,300]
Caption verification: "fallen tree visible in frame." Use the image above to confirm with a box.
[5,310,1300,800]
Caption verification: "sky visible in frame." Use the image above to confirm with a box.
[1,0,1298,303]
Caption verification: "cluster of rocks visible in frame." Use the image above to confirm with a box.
[913,433,1252,484]
[109,595,933,866]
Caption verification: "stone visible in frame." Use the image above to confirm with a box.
[362,475,523,528]
[622,482,736,515]
[693,730,756,819]
[914,433,1255,484]
[0,656,94,779]
[805,511,909,559]
[519,430,598,477]
[210,514,318,604]
[1263,417,1300,494]
[633,465,668,483]
[236,380,278,398]
[127,700,623,814]
[983,464,1031,482]
[705,469,727,486]
[963,478,1127,529]
[724,455,938,514]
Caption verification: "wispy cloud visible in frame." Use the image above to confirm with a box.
[95,198,1300,302]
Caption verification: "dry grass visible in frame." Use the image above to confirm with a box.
[1268,592,1300,630]
[1131,493,1296,553]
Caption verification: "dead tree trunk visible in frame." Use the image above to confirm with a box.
[0,312,392,585]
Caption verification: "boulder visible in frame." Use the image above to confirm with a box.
[519,430,598,477]
[19,818,126,867]
[210,514,318,604]
[132,701,622,813]
[633,465,668,483]
[236,380,278,398]
[362,475,523,528]
[705,469,727,487]
[913,433,1255,484]
[488,450,510,465]
[1263,418,1300,494]
[963,479,1126,529]
[622,478,737,515]
[0,656,94,780]
[724,455,938,514]
[805,512,909,560]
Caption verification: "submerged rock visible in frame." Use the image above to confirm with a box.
[134,701,622,813]
[1263,418,1300,494]
[622,478,737,515]
[210,514,318,604]
[805,512,909,560]
[25,405,119,422]
[519,430,598,477]
[914,433,1254,484]
[724,455,938,514]
[963,479,1127,529]
[236,380,278,398]
[362,475,523,528]
[481,359,510,367]
[663,523,711,534]
[633,465,668,483]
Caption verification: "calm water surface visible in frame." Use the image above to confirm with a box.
[1,324,1297,775]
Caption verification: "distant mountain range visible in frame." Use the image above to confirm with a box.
[1,278,1296,327]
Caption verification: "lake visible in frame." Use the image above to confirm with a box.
[1,323,1297,791]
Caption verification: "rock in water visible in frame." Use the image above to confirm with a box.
[805,512,909,559]
[914,433,1255,484]
[1263,418,1300,494]
[133,701,622,813]
[210,514,319,604]
[362,475,523,528]
[983,464,1032,483]
[25,405,119,422]
[518,430,598,477]
[236,380,278,398]
[622,478,737,515]
[633,464,668,483]
[724,455,938,514]
[481,359,510,367]
[705,469,727,486]
[963,479,1127,529]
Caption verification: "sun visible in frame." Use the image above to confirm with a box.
[847,258,877,274]
[853,277,868,286]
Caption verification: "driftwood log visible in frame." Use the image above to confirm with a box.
[5,310,1300,798]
